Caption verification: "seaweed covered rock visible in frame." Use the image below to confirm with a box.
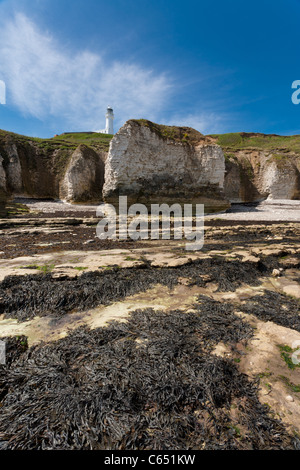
[0,257,272,322]
[0,302,296,450]
[103,120,230,213]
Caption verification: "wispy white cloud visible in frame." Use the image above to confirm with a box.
[0,13,172,131]
[0,11,233,135]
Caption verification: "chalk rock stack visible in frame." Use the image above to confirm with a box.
[103,120,230,213]
[224,149,300,203]
[59,145,104,203]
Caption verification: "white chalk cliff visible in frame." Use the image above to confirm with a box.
[103,120,229,213]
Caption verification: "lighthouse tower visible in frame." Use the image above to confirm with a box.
[105,106,114,134]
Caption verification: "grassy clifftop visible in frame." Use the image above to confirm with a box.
[53,132,113,151]
[130,123,300,157]
[131,119,210,146]
[211,132,300,154]
[0,130,113,152]
[2,127,300,156]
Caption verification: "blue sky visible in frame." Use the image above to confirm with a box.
[0,0,300,137]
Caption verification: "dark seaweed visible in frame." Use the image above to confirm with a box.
[0,257,273,322]
[239,290,300,331]
[0,298,295,450]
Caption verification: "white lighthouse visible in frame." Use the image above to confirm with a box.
[96,106,115,135]
[105,106,114,134]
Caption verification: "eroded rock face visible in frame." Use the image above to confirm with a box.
[103,120,229,213]
[259,159,300,200]
[0,136,58,199]
[0,188,7,217]
[0,153,6,191]
[2,124,300,215]
[0,134,106,206]
[224,150,300,202]
[4,139,23,194]
[59,145,104,203]
[0,153,7,217]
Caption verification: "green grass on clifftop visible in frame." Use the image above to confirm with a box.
[211,132,300,154]
[2,127,300,155]
[132,119,207,145]
[53,132,113,150]
[0,130,113,152]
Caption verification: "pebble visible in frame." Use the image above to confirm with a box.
[83,239,95,245]
[286,395,294,402]
[272,269,281,277]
